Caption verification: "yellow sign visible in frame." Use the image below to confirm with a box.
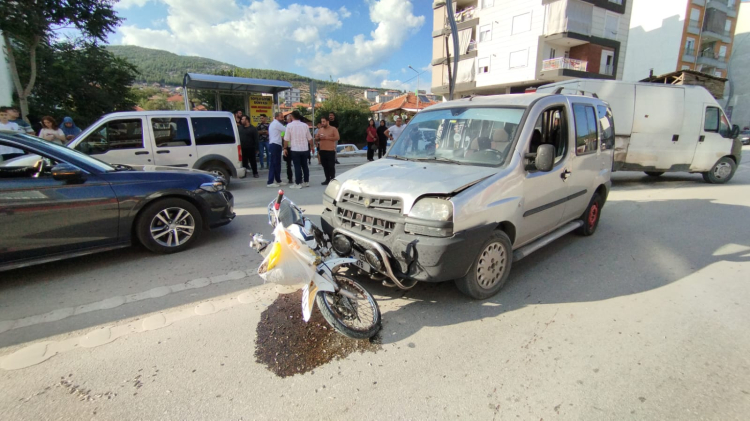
[249,95,274,125]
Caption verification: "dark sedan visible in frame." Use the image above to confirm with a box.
[740,130,750,146]
[0,133,235,271]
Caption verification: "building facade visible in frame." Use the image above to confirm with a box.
[431,0,633,97]
[364,89,379,101]
[279,88,301,107]
[623,0,740,81]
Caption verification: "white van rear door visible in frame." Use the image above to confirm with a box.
[149,116,198,168]
[72,116,154,166]
[691,105,733,172]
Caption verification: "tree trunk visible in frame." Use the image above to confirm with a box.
[2,33,40,122]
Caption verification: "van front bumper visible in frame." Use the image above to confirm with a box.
[321,209,492,283]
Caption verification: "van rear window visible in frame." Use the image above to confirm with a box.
[191,117,235,145]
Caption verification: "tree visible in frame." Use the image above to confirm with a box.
[316,80,373,146]
[0,0,121,120]
[14,39,137,127]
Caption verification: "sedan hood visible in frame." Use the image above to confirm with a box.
[336,159,498,212]
[127,165,209,174]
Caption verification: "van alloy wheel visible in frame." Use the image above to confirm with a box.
[476,242,507,289]
[149,207,196,247]
[702,157,736,184]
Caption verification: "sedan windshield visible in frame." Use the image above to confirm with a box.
[387,107,525,167]
[5,133,115,172]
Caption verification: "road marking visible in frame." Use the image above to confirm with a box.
[0,270,250,335]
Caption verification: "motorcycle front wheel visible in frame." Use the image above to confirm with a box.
[316,274,381,339]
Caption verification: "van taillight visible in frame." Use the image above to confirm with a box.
[237,145,243,162]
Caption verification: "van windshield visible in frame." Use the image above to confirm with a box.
[387,107,525,167]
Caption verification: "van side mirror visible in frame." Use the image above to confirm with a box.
[535,144,555,172]
[730,124,740,139]
[51,163,85,182]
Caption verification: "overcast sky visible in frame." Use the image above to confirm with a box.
[111,0,434,92]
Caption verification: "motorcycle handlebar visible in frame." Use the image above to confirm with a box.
[274,190,284,210]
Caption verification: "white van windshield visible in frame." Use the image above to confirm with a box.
[387,107,525,167]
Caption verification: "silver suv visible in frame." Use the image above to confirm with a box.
[321,93,614,299]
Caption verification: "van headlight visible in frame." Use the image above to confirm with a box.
[408,198,453,221]
[324,179,341,200]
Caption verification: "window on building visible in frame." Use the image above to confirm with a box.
[690,8,700,25]
[608,0,623,4]
[478,57,490,74]
[719,45,727,60]
[685,37,696,55]
[479,24,492,42]
[714,70,723,77]
[573,104,598,155]
[549,48,557,59]
[512,12,532,35]
[191,117,235,145]
[725,20,732,36]
[481,0,494,8]
[681,65,691,70]
[509,49,528,68]
[604,12,619,40]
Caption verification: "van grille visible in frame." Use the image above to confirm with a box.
[336,207,397,237]
[340,191,402,213]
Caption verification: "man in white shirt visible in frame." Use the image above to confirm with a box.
[283,110,313,188]
[267,112,286,187]
[385,116,406,143]
[0,107,25,160]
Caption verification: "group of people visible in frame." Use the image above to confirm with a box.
[0,106,82,144]
[232,109,342,189]
[367,116,405,161]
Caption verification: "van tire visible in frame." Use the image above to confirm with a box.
[702,157,736,184]
[644,171,664,177]
[455,231,512,300]
[203,164,231,186]
[576,192,603,236]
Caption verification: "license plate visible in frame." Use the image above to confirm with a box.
[352,250,372,273]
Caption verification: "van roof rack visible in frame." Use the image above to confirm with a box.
[552,86,598,98]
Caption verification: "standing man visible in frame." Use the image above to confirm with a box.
[256,114,270,169]
[385,116,406,144]
[238,115,260,178]
[0,107,25,160]
[283,110,313,189]
[283,114,294,184]
[234,109,243,127]
[315,116,340,185]
[7,106,34,134]
[328,112,341,164]
[266,112,286,187]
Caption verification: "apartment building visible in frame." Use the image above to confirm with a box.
[279,88,301,107]
[431,0,633,97]
[364,89,379,102]
[623,0,740,81]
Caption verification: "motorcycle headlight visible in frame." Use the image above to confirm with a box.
[200,180,225,192]
[408,198,453,221]
[324,179,342,200]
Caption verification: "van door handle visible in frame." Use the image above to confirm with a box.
[698,135,705,142]
[156,150,170,154]
[561,169,571,180]
[134,151,149,155]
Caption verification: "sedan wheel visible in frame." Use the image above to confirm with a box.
[137,198,203,253]
[150,207,196,247]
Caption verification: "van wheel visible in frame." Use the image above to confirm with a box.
[136,198,203,253]
[455,231,512,300]
[644,171,664,177]
[576,193,603,236]
[203,165,231,186]
[702,157,736,184]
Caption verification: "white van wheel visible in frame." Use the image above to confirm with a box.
[203,165,231,186]
[702,157,736,184]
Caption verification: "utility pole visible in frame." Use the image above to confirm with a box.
[408,65,421,113]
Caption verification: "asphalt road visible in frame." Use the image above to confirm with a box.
[1,149,749,420]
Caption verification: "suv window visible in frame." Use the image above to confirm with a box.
[152,117,191,147]
[573,104,598,155]
[191,117,235,145]
[597,105,615,150]
[530,107,568,164]
[77,118,144,155]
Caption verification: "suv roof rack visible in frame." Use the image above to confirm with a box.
[552,86,598,98]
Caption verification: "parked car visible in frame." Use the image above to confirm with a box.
[740,130,750,146]
[537,79,742,184]
[0,133,235,271]
[66,111,246,185]
[336,144,366,156]
[322,92,613,299]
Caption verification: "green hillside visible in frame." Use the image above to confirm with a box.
[106,45,380,93]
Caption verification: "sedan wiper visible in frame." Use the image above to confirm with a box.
[388,155,410,161]
[413,156,462,165]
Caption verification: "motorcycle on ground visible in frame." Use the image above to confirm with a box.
[250,190,381,340]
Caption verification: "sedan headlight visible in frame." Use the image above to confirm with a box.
[408,198,453,221]
[324,179,342,200]
[200,180,225,192]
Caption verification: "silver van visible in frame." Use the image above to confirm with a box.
[69,111,246,184]
[321,93,613,299]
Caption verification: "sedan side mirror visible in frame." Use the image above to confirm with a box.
[535,144,555,172]
[51,163,85,182]
[730,124,740,139]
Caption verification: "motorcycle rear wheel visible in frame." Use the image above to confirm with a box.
[316,274,381,340]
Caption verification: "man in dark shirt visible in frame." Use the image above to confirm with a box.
[256,114,270,169]
[239,115,259,178]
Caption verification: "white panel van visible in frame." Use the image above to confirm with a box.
[69,111,246,184]
[537,79,742,183]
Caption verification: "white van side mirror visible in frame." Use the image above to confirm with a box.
[730,125,740,139]
[535,144,555,172]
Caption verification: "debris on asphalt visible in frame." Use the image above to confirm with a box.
[254,290,380,378]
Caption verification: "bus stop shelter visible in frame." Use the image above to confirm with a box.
[182,73,293,115]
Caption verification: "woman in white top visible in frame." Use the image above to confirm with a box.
[38,116,67,145]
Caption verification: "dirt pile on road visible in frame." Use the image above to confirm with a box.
[254,290,380,378]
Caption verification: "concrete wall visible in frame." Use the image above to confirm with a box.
[622,0,687,81]
[0,32,13,107]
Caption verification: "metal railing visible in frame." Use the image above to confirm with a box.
[542,57,588,72]
[688,20,700,32]
[684,47,696,56]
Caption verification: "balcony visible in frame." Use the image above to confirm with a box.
[683,47,697,62]
[687,20,701,35]
[707,0,738,17]
[542,58,588,72]
[696,51,728,69]
[701,26,732,43]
